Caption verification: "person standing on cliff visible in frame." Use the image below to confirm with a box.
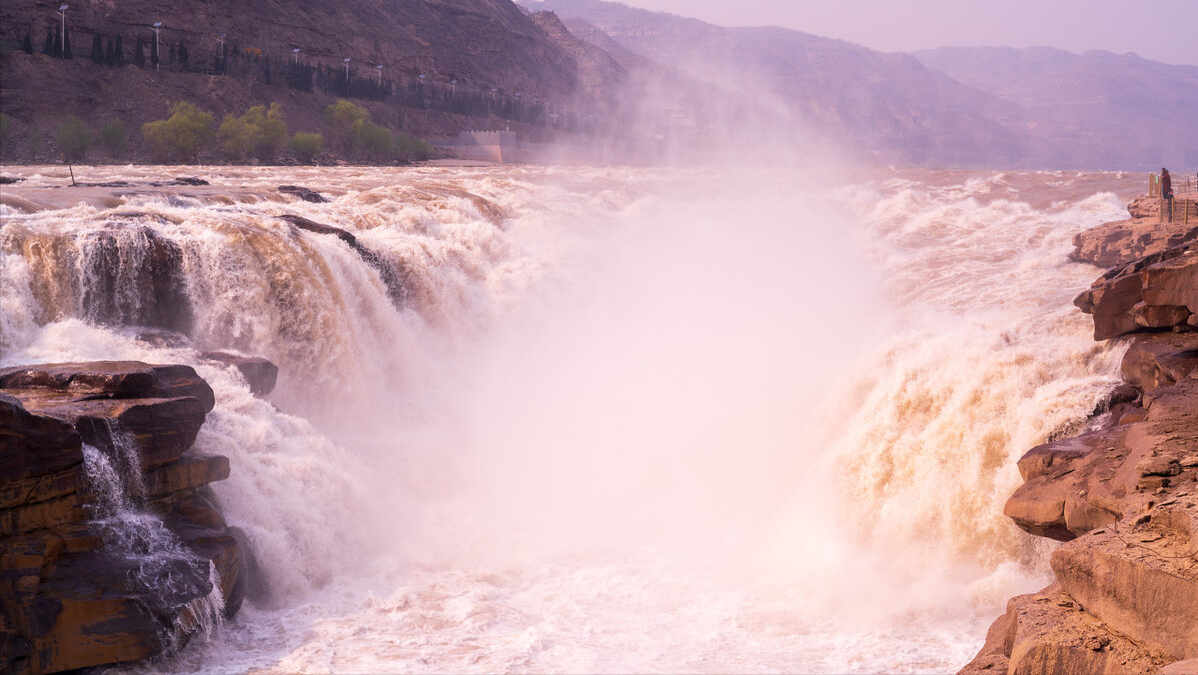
[1161,168,1174,222]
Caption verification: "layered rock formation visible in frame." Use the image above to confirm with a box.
[962,201,1198,675]
[0,362,245,675]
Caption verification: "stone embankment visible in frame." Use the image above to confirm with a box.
[0,362,259,675]
[963,197,1198,675]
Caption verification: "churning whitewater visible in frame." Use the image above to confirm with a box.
[0,165,1138,673]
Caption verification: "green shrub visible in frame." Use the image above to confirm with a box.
[394,132,435,163]
[289,132,325,163]
[322,99,369,152]
[142,102,214,163]
[351,120,394,162]
[54,116,93,162]
[98,119,128,154]
[219,103,288,162]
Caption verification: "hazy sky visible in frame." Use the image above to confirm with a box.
[588,0,1198,66]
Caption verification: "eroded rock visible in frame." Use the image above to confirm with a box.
[967,216,1198,675]
[278,185,328,203]
[0,362,244,675]
[199,352,279,396]
[1074,244,1198,340]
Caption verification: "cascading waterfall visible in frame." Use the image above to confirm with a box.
[0,165,1142,673]
[80,426,225,651]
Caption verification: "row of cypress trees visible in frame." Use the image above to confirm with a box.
[14,25,561,129]
[20,27,187,70]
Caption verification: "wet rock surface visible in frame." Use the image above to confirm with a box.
[963,199,1198,675]
[279,213,409,305]
[0,362,244,675]
[1074,242,1198,340]
[278,185,329,203]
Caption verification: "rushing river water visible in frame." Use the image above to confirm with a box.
[0,164,1141,673]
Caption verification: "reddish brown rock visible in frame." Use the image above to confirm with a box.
[0,362,216,413]
[1070,209,1198,269]
[1074,244,1198,340]
[1052,498,1198,661]
[960,586,1169,675]
[199,352,279,396]
[0,363,245,675]
[967,214,1198,675]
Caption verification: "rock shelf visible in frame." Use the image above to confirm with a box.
[963,199,1198,675]
[0,362,245,675]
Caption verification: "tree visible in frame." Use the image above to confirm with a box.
[90,34,104,64]
[394,132,435,163]
[142,102,214,163]
[105,36,116,66]
[322,99,369,152]
[177,41,188,69]
[54,116,93,162]
[289,132,324,163]
[22,32,33,54]
[43,28,53,56]
[115,35,125,66]
[52,26,62,58]
[219,103,288,162]
[99,119,128,154]
[352,120,394,162]
[150,33,158,69]
[62,24,72,59]
[133,35,145,67]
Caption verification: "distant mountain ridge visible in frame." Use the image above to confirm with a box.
[911,46,1198,168]
[521,0,1198,168]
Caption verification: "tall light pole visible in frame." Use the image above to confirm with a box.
[152,22,162,71]
[292,48,300,64]
[57,5,68,46]
[375,64,383,85]
[343,57,351,78]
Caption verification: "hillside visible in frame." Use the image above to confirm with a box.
[0,0,587,163]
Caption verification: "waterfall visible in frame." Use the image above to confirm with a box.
[0,165,1143,673]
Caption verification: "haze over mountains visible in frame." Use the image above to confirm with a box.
[522,0,1198,169]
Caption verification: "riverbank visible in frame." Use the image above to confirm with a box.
[962,198,1198,674]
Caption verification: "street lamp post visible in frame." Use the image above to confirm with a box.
[343,57,351,78]
[292,48,300,64]
[152,22,162,71]
[57,5,68,56]
[376,64,383,85]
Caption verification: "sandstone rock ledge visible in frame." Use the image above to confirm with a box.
[962,203,1198,675]
[0,362,246,675]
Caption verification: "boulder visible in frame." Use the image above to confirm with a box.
[199,352,279,396]
[1128,196,1161,219]
[278,185,328,203]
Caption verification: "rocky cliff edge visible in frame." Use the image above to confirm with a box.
[0,362,247,675]
[962,198,1198,675]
